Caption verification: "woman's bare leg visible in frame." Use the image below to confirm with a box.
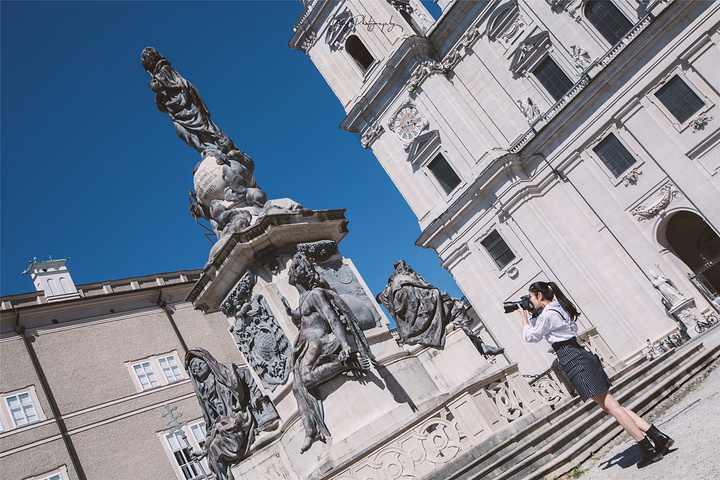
[591,391,645,442]
[623,407,651,432]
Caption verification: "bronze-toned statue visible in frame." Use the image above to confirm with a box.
[281,252,374,453]
[185,348,279,480]
[449,297,505,357]
[376,260,453,348]
[141,47,223,155]
[142,47,303,265]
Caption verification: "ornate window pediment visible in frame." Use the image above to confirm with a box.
[487,1,520,40]
[407,130,440,163]
[326,9,355,49]
[509,31,550,75]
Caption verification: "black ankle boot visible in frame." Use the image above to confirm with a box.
[647,424,675,455]
[637,438,662,468]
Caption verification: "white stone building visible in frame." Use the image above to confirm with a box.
[289,0,720,374]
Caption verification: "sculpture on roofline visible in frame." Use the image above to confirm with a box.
[185,348,279,480]
[141,47,303,264]
[281,252,375,453]
[376,260,454,348]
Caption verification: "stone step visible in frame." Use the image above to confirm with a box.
[436,340,718,480]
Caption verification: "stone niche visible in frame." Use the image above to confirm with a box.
[190,209,558,480]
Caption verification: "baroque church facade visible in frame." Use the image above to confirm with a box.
[289,0,720,374]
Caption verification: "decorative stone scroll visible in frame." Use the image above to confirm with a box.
[631,184,679,221]
[621,166,642,186]
[691,113,713,132]
[407,27,480,92]
[300,30,317,54]
[486,379,524,420]
[220,271,292,391]
[360,123,385,149]
[332,407,464,480]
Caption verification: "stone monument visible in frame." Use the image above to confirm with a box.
[141,46,303,264]
[143,49,565,480]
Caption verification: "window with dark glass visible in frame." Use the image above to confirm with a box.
[345,35,374,72]
[427,153,461,194]
[593,133,636,177]
[480,230,516,269]
[532,57,574,102]
[655,75,705,123]
[584,1,633,45]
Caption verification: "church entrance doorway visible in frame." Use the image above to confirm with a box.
[665,211,720,297]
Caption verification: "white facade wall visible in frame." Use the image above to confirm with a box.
[293,0,720,373]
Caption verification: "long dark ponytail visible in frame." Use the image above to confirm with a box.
[529,281,579,321]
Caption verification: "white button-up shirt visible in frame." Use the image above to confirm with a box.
[523,300,578,344]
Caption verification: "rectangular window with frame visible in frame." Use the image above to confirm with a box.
[5,392,40,427]
[428,153,461,194]
[593,133,636,177]
[133,362,160,391]
[480,230,516,269]
[190,421,207,450]
[166,431,203,480]
[532,56,574,102]
[655,75,705,124]
[158,355,184,383]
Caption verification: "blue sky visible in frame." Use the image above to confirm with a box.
[0,0,460,301]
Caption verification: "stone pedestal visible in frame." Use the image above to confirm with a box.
[669,297,700,337]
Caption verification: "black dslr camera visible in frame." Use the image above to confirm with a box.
[503,295,533,313]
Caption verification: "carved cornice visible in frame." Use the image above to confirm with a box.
[631,184,679,221]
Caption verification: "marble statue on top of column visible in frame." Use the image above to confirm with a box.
[375,260,454,348]
[449,297,505,357]
[648,269,685,308]
[281,252,375,453]
[185,348,279,480]
[141,47,303,264]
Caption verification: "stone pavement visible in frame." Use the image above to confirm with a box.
[562,323,720,480]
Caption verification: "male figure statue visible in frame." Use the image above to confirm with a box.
[282,252,374,453]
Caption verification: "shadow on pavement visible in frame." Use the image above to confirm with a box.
[598,444,639,470]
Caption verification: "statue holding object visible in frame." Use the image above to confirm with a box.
[281,252,375,453]
[141,47,303,263]
[185,348,279,480]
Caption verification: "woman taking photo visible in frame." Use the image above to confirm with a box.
[519,281,674,468]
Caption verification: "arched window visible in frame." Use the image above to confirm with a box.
[346,35,374,72]
[584,1,632,46]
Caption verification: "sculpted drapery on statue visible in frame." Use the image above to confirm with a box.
[376,260,454,348]
[141,47,223,155]
[281,252,375,453]
[141,47,302,263]
[185,348,279,480]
